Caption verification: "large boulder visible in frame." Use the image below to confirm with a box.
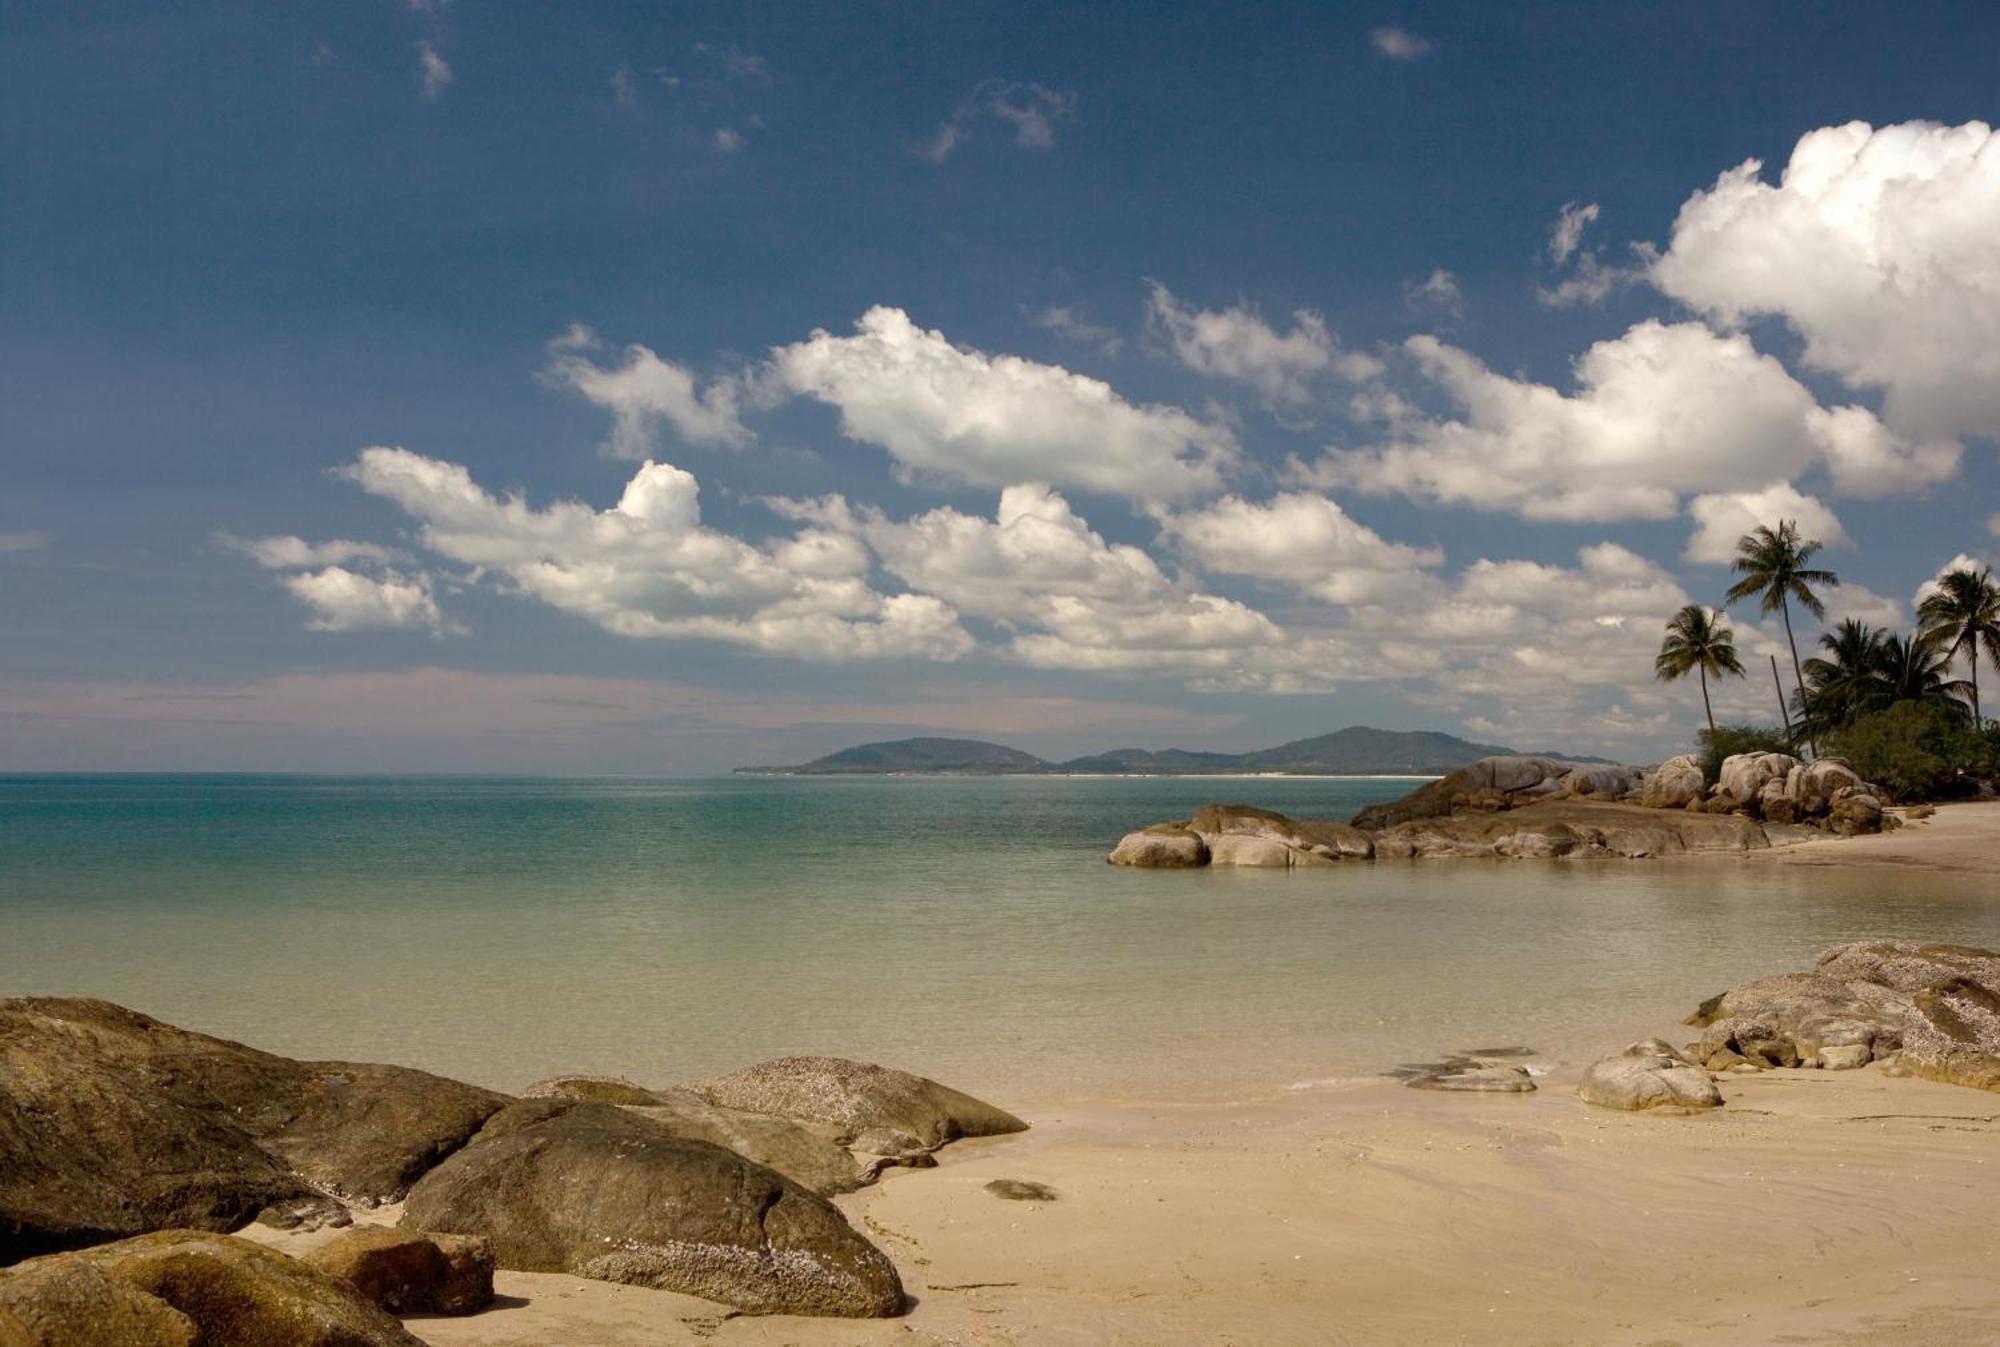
[688,1056,1027,1152]
[1352,757,1575,828]
[1685,972,1910,1068]
[1560,764,1645,799]
[1578,1046,1723,1112]
[523,1076,870,1195]
[401,1100,904,1318]
[1371,800,1769,861]
[1815,941,2000,993]
[0,999,509,1260]
[1106,825,1208,868]
[2,1231,423,1346]
[1640,755,1707,810]
[1901,978,2000,1093]
[1190,804,1372,862]
[1715,752,1803,808]
[304,1227,493,1317]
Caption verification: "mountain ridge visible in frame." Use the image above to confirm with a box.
[737,727,1615,776]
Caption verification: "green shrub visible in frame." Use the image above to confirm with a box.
[1823,701,1984,801]
[1697,724,1794,782]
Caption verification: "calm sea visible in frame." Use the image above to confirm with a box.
[4,773,1998,1102]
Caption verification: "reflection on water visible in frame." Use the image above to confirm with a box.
[3,774,1997,1099]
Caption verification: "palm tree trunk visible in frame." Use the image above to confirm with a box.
[1699,663,1714,734]
[1969,637,1982,729]
[1780,599,1816,758]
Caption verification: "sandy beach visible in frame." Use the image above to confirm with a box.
[228,803,2000,1347]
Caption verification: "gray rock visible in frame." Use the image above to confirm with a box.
[1901,977,2000,1093]
[1404,1062,1536,1093]
[689,1056,1027,1152]
[1819,1043,1872,1071]
[402,1100,904,1318]
[1578,1050,1723,1112]
[1685,973,1909,1067]
[1816,940,2000,995]
[1716,752,1802,807]
[1640,755,1707,810]
[1107,825,1209,868]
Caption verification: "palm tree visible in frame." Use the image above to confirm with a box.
[1656,604,1746,734]
[1916,564,2000,728]
[1877,629,1975,719]
[1795,618,1888,741]
[1726,521,1839,756]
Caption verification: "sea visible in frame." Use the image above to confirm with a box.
[4,773,1998,1103]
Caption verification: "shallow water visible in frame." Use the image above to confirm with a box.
[4,773,1997,1100]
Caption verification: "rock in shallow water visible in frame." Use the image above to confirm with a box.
[1107,825,1209,868]
[401,1100,905,1318]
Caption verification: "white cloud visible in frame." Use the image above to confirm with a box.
[1916,552,1997,608]
[1549,201,1599,264]
[342,446,971,662]
[772,484,1284,674]
[1308,319,1948,521]
[1826,583,1904,630]
[417,41,452,98]
[1144,282,1381,413]
[1682,483,1850,565]
[1369,26,1431,59]
[1404,268,1463,319]
[544,325,751,454]
[1155,492,1443,604]
[218,533,399,570]
[1651,119,2000,446]
[918,80,1076,161]
[1033,305,1122,356]
[768,306,1234,499]
[284,567,451,634]
[0,529,56,554]
[713,127,744,153]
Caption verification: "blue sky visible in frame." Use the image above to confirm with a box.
[4,1,1997,772]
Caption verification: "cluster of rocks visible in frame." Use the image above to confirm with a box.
[1564,939,2000,1115]
[0,998,1029,1339]
[1110,752,1892,868]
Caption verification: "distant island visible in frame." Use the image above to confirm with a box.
[736,727,1612,777]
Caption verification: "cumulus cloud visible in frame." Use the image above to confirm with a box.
[769,306,1233,499]
[1537,200,1650,308]
[342,446,970,661]
[1145,282,1381,413]
[1404,268,1464,320]
[1306,319,1951,522]
[544,325,752,454]
[417,41,452,98]
[218,533,400,570]
[772,484,1284,674]
[285,567,452,634]
[1369,26,1431,59]
[1155,492,1443,604]
[1682,483,1850,565]
[918,80,1075,161]
[1651,119,2000,445]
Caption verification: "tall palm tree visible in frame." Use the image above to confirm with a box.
[1795,618,1888,740]
[1877,629,1975,719]
[1916,564,2000,728]
[1726,521,1839,756]
[1656,604,1746,734]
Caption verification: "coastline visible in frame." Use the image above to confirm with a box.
[228,800,2000,1347]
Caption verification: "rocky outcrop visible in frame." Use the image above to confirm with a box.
[524,1075,872,1195]
[0,998,509,1261]
[0,1231,424,1346]
[1106,824,1209,867]
[1712,754,1887,832]
[1371,800,1770,860]
[1578,1044,1723,1112]
[1686,941,2000,1089]
[1351,756,1583,829]
[1640,754,1707,809]
[689,1056,1028,1152]
[401,1100,905,1318]
[304,1227,493,1317]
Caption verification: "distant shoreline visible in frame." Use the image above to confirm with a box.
[735,770,1444,780]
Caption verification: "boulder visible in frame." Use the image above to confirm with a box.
[1685,973,1910,1067]
[1578,1048,1723,1112]
[1815,940,2000,993]
[1560,764,1645,799]
[1716,752,1803,807]
[1403,1061,1536,1093]
[1828,788,1885,835]
[688,1056,1027,1152]
[0,998,509,1260]
[1371,800,1769,861]
[1900,977,2000,1093]
[1352,757,1577,828]
[1189,804,1372,861]
[7,1231,423,1346]
[0,1258,197,1347]
[304,1227,493,1316]
[401,1101,904,1318]
[1107,825,1208,868]
[1640,755,1707,810]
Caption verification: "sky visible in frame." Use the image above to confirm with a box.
[3,1,1998,773]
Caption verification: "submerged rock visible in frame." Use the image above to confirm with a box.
[1404,1062,1536,1093]
[401,1100,905,1318]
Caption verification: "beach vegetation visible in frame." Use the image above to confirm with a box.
[1725,521,1839,757]
[1654,604,1746,733]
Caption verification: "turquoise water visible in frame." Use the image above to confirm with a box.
[4,774,1999,1101]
